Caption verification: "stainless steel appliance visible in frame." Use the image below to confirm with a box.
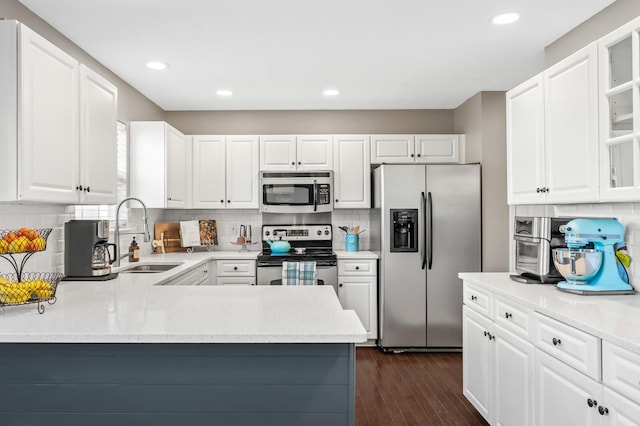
[260,171,333,213]
[256,225,337,290]
[510,216,571,284]
[63,220,118,281]
[373,164,481,350]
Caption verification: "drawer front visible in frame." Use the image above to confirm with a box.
[338,259,376,275]
[533,312,601,380]
[463,281,492,317]
[218,276,256,286]
[216,260,256,276]
[493,296,532,338]
[603,341,640,403]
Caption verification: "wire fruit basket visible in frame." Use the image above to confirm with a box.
[0,228,59,314]
[0,271,63,314]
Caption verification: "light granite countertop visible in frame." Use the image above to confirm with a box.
[459,272,640,355]
[0,251,366,344]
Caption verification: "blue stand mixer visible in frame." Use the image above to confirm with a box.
[552,218,635,295]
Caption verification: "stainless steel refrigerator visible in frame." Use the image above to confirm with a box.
[372,164,481,350]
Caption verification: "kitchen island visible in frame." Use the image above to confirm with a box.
[0,253,366,426]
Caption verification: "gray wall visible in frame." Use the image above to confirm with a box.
[165,110,454,135]
[454,92,508,272]
[545,0,640,67]
[0,0,165,124]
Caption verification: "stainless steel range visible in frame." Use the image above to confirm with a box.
[256,225,337,289]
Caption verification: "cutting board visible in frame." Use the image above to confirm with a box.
[154,222,188,253]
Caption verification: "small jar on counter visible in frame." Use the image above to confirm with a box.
[128,237,140,262]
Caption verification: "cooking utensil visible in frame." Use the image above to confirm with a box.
[357,229,366,235]
[267,240,291,253]
[354,226,360,234]
[339,226,349,234]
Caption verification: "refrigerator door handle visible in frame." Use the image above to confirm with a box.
[427,191,433,270]
[421,191,427,270]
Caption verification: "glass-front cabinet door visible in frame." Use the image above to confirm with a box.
[599,17,640,200]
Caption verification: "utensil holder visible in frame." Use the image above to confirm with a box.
[345,234,359,252]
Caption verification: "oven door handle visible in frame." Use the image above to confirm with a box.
[313,180,318,212]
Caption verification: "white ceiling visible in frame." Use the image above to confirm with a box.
[19,0,614,111]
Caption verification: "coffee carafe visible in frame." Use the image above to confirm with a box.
[63,220,118,281]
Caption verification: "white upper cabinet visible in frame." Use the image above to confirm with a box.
[598,16,640,201]
[371,134,461,164]
[370,135,415,163]
[79,65,118,204]
[0,21,117,204]
[333,135,371,209]
[130,121,187,208]
[191,135,259,209]
[260,135,332,171]
[192,135,226,209]
[507,43,598,204]
[226,135,260,208]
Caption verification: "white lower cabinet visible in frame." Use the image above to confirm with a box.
[160,263,211,286]
[463,280,640,426]
[216,260,256,285]
[463,305,534,425]
[337,258,377,340]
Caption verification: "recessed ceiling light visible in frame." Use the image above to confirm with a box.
[323,89,340,96]
[146,61,168,70]
[216,89,233,96]
[491,12,520,25]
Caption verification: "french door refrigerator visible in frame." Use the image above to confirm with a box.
[373,164,481,350]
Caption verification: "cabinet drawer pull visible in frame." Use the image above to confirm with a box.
[233,266,238,271]
[484,331,488,336]
[587,398,597,408]
[505,312,512,319]
[291,162,295,166]
[470,295,477,301]
[355,266,360,270]
[598,406,609,415]
[552,337,562,346]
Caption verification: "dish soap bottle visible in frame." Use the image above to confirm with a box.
[128,237,140,262]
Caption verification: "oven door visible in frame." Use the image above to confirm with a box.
[514,236,550,277]
[257,264,338,292]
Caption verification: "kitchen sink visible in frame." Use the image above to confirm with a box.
[118,263,183,273]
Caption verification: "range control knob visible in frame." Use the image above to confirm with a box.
[265,231,270,237]
[324,229,330,235]
[316,230,322,236]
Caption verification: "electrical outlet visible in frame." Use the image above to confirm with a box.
[231,224,237,235]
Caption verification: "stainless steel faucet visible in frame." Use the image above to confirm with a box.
[114,197,151,267]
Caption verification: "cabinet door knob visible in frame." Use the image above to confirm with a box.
[598,406,609,415]
[220,200,224,203]
[297,161,301,165]
[167,197,172,201]
[355,266,360,270]
[78,185,84,191]
[335,199,339,203]
[233,266,238,271]
[339,283,343,287]
[85,186,90,192]
[417,153,421,157]
[410,154,415,157]
[291,162,295,165]
[483,331,488,336]
[536,188,541,193]
[227,200,231,203]
[552,337,561,346]
[505,312,512,319]
[587,398,597,408]
[471,295,477,301]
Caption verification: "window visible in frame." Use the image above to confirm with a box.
[74,121,128,226]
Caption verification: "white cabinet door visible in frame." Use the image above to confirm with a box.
[415,135,459,163]
[192,135,226,209]
[535,348,602,426]
[297,135,333,170]
[462,306,493,423]
[544,43,599,204]
[334,135,370,209]
[19,24,80,203]
[602,386,640,425]
[226,135,259,208]
[338,276,375,337]
[506,74,545,205]
[260,135,296,171]
[493,324,534,426]
[370,135,415,164]
[166,124,187,208]
[79,65,117,204]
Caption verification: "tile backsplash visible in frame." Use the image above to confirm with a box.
[511,203,640,286]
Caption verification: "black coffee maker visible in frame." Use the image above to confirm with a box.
[63,220,118,281]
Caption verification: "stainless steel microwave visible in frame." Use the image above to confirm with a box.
[260,171,333,213]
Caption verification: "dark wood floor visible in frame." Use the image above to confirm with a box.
[355,348,489,426]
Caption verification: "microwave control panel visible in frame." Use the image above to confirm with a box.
[317,184,330,204]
